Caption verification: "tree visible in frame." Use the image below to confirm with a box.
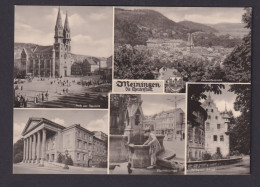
[228,84,251,155]
[13,138,24,163]
[187,84,225,127]
[223,8,252,82]
[114,45,155,79]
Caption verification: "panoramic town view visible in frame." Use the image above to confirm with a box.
[114,7,251,92]
[109,94,185,175]
[186,83,250,175]
[14,6,112,108]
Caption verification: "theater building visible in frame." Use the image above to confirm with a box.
[21,117,107,167]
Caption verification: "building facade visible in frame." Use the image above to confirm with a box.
[143,108,185,141]
[201,95,230,157]
[21,8,73,78]
[187,106,207,161]
[21,118,107,167]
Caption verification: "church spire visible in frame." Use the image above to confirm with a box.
[55,7,63,30]
[64,11,70,32]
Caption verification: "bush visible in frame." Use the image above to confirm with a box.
[97,161,107,168]
[211,152,223,160]
[65,156,73,166]
[13,152,23,163]
[202,152,212,160]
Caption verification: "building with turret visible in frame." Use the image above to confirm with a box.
[201,94,230,157]
[20,8,73,78]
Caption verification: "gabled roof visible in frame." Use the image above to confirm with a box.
[84,57,99,65]
[22,48,34,56]
[33,46,53,54]
[22,117,65,136]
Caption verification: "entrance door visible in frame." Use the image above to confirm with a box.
[65,70,67,77]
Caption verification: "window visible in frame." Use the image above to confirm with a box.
[217,124,221,129]
[211,109,214,112]
[83,154,86,161]
[216,147,221,154]
[206,122,210,130]
[77,153,80,161]
[213,135,217,141]
[215,116,218,120]
[220,135,224,141]
[208,102,211,105]
[208,115,211,119]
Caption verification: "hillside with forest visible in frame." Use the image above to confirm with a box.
[114,8,245,48]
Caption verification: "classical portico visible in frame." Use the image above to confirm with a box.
[22,118,65,166]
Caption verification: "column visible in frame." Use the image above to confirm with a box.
[32,59,35,77]
[44,59,46,77]
[49,60,52,78]
[37,131,41,164]
[29,136,32,163]
[40,129,46,166]
[23,138,26,162]
[26,138,29,163]
[32,133,37,163]
[52,59,55,78]
[38,59,41,78]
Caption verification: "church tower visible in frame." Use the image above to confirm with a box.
[54,7,64,45]
[63,11,71,53]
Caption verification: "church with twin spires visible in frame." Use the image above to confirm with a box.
[21,8,73,78]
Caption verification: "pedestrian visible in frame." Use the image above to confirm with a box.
[45,91,49,101]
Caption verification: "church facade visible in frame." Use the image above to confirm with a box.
[22,117,107,167]
[21,8,73,78]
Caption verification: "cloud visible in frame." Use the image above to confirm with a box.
[15,6,112,58]
[83,113,108,133]
[89,13,106,21]
[215,99,241,117]
[143,103,173,116]
[15,21,53,45]
[71,34,112,57]
[51,118,65,126]
[13,122,26,144]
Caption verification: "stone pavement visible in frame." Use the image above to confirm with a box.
[14,77,111,108]
[13,162,107,174]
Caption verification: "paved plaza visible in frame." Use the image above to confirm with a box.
[14,77,111,108]
[13,162,107,174]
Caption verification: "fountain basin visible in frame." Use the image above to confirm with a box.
[128,144,151,168]
[109,135,129,163]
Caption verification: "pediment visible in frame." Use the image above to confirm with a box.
[22,118,43,136]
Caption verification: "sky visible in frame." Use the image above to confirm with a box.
[13,109,108,143]
[119,7,247,24]
[15,6,113,57]
[200,84,245,117]
[141,94,185,116]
